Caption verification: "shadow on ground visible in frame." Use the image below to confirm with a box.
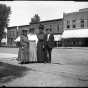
[0,62,31,84]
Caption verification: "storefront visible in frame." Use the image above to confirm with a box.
[61,29,88,47]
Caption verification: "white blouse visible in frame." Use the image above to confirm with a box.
[27,33,38,44]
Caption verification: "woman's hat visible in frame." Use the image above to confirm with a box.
[22,29,28,32]
[29,28,35,32]
[21,29,28,35]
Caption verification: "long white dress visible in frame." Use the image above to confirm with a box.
[27,33,38,62]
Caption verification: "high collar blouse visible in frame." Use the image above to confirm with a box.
[27,33,38,44]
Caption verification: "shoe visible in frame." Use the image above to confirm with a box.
[19,62,25,64]
[25,62,29,64]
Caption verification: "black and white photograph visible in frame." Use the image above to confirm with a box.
[0,1,88,87]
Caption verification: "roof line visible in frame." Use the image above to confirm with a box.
[30,18,63,24]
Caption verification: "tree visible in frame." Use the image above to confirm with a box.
[0,4,11,45]
[30,14,40,24]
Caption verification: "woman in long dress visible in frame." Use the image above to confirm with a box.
[37,24,47,63]
[27,28,38,63]
[17,30,29,64]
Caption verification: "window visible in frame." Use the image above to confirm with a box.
[57,25,59,32]
[87,19,88,27]
[72,19,76,23]
[67,25,70,28]
[46,28,48,31]
[81,24,84,28]
[50,25,52,28]
[72,25,76,28]
[50,28,52,32]
[80,19,84,28]
[67,20,70,24]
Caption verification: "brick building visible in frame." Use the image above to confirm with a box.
[7,18,63,47]
[30,18,63,34]
[63,8,88,30]
[17,25,30,36]
[62,8,88,47]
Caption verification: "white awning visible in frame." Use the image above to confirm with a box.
[14,36,20,42]
[62,29,88,39]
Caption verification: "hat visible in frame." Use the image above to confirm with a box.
[22,29,28,32]
[39,24,44,29]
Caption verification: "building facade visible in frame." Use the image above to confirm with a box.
[30,19,63,34]
[7,25,30,47]
[63,8,88,30]
[17,25,30,36]
[7,26,17,47]
[62,8,88,47]
[7,18,63,47]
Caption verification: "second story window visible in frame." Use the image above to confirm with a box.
[72,19,76,23]
[67,20,70,24]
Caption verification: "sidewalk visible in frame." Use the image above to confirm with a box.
[1,61,88,87]
[0,50,88,87]
[56,47,88,50]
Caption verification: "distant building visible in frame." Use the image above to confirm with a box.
[62,8,88,47]
[7,26,17,47]
[7,25,30,47]
[1,28,7,46]
[63,8,88,30]
[7,18,63,47]
[17,25,30,36]
[30,18,63,34]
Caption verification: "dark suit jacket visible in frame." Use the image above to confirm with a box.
[45,33,55,49]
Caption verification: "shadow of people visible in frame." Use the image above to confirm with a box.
[0,62,32,84]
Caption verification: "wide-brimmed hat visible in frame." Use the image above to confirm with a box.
[29,28,35,32]
[22,29,28,32]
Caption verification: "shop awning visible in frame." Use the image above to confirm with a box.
[62,29,88,39]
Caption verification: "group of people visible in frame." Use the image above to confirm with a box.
[16,24,55,64]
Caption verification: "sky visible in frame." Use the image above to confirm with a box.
[0,1,88,27]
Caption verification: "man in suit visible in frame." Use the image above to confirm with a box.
[45,28,55,63]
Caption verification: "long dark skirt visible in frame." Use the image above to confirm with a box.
[37,41,47,63]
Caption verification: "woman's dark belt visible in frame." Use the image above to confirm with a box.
[38,40,44,42]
